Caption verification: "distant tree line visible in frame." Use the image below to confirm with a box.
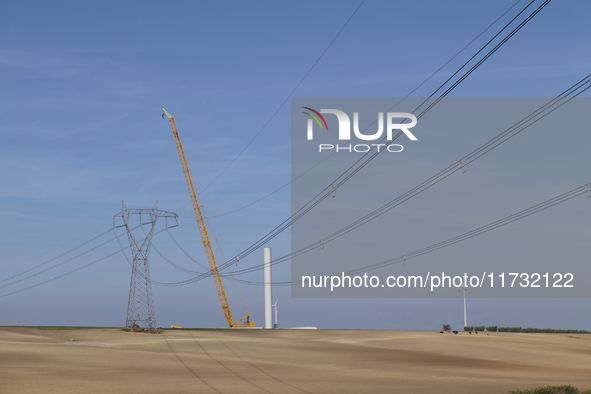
[462,326,589,334]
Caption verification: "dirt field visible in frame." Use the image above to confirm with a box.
[1,327,590,393]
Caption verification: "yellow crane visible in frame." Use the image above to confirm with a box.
[163,108,254,328]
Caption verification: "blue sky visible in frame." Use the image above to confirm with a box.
[1,0,590,330]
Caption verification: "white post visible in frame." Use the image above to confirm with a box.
[273,299,278,329]
[463,288,467,328]
[264,247,272,329]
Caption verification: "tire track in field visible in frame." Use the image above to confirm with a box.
[210,331,311,394]
[186,330,273,393]
[163,335,222,393]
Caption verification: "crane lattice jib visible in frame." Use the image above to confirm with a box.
[163,109,237,327]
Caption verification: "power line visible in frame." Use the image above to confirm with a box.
[304,0,552,209]
[0,200,164,274]
[5,178,585,295]
[0,235,119,290]
[212,0,553,272]
[153,70,589,287]
[0,1,553,295]
[201,0,366,193]
[0,250,122,298]
[224,182,591,286]
[231,73,591,276]
[159,1,550,286]
[149,0,555,287]
[259,75,591,270]
[347,184,590,277]
[0,226,177,298]
[138,225,206,275]
[206,0,524,219]
[0,227,115,286]
[0,224,147,294]
[393,0,524,100]
[165,227,208,269]
[208,153,334,218]
[0,224,113,272]
[116,226,192,282]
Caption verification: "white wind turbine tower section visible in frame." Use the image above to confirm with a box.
[264,247,272,329]
[455,273,469,328]
[272,298,279,329]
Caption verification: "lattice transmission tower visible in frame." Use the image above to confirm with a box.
[114,202,178,332]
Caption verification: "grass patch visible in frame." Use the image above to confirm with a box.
[509,385,591,394]
[0,326,256,331]
[0,326,121,330]
[167,327,259,331]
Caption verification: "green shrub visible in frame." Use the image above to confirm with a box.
[464,326,473,331]
[499,327,521,332]
[521,328,590,334]
[499,327,522,332]
[509,384,585,394]
[442,324,451,331]
[486,326,497,332]
[491,327,589,334]
[474,326,485,332]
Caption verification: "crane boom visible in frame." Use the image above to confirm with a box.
[163,108,253,328]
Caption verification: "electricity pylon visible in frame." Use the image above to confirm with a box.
[114,202,178,332]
